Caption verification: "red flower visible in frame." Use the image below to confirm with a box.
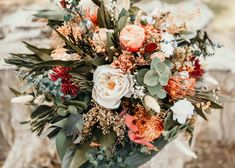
[85,8,98,25]
[190,58,204,79]
[50,66,72,82]
[50,66,79,96]
[61,82,79,96]
[60,0,67,8]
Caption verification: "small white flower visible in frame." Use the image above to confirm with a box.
[170,99,194,124]
[160,32,177,57]
[178,71,189,79]
[144,95,160,113]
[140,16,156,25]
[11,95,34,104]
[92,65,133,109]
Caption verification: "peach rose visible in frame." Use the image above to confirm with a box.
[120,25,145,52]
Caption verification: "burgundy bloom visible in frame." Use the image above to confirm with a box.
[60,0,67,8]
[190,58,205,79]
[61,82,79,96]
[50,66,79,96]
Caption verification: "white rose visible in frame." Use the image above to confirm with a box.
[160,32,177,57]
[170,99,194,124]
[92,65,133,109]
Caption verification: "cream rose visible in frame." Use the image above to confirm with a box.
[92,65,134,109]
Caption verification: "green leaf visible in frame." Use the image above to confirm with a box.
[97,3,112,29]
[98,132,116,152]
[137,68,149,85]
[52,118,68,128]
[156,88,167,99]
[65,100,88,110]
[22,41,52,61]
[57,107,67,116]
[150,58,161,70]
[155,63,166,74]
[69,142,92,168]
[195,108,207,120]
[144,70,159,87]
[34,9,68,21]
[164,59,174,69]
[31,105,53,118]
[124,136,168,168]
[147,85,161,96]
[210,101,223,109]
[106,32,115,62]
[68,106,78,114]
[116,9,128,32]
[159,74,169,86]
[56,131,70,160]
[92,0,102,6]
[93,56,106,66]
[64,114,83,136]
[62,148,75,168]
[164,112,174,131]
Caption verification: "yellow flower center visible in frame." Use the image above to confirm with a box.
[107,80,116,90]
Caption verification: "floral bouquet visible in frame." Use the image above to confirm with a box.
[5,0,223,167]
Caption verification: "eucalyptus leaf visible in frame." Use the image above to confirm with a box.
[154,63,166,74]
[137,68,149,85]
[150,58,161,70]
[144,70,159,87]
[147,85,161,96]
[159,74,169,86]
[156,88,167,99]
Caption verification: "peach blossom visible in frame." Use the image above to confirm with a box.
[120,25,145,52]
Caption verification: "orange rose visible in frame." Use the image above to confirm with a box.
[120,25,145,52]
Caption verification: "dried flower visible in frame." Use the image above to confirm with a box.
[165,74,196,100]
[51,48,81,61]
[82,102,126,142]
[150,52,166,62]
[144,25,162,44]
[125,104,163,148]
[85,7,98,25]
[91,28,114,53]
[111,52,135,73]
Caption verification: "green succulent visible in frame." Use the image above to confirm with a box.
[138,58,173,99]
